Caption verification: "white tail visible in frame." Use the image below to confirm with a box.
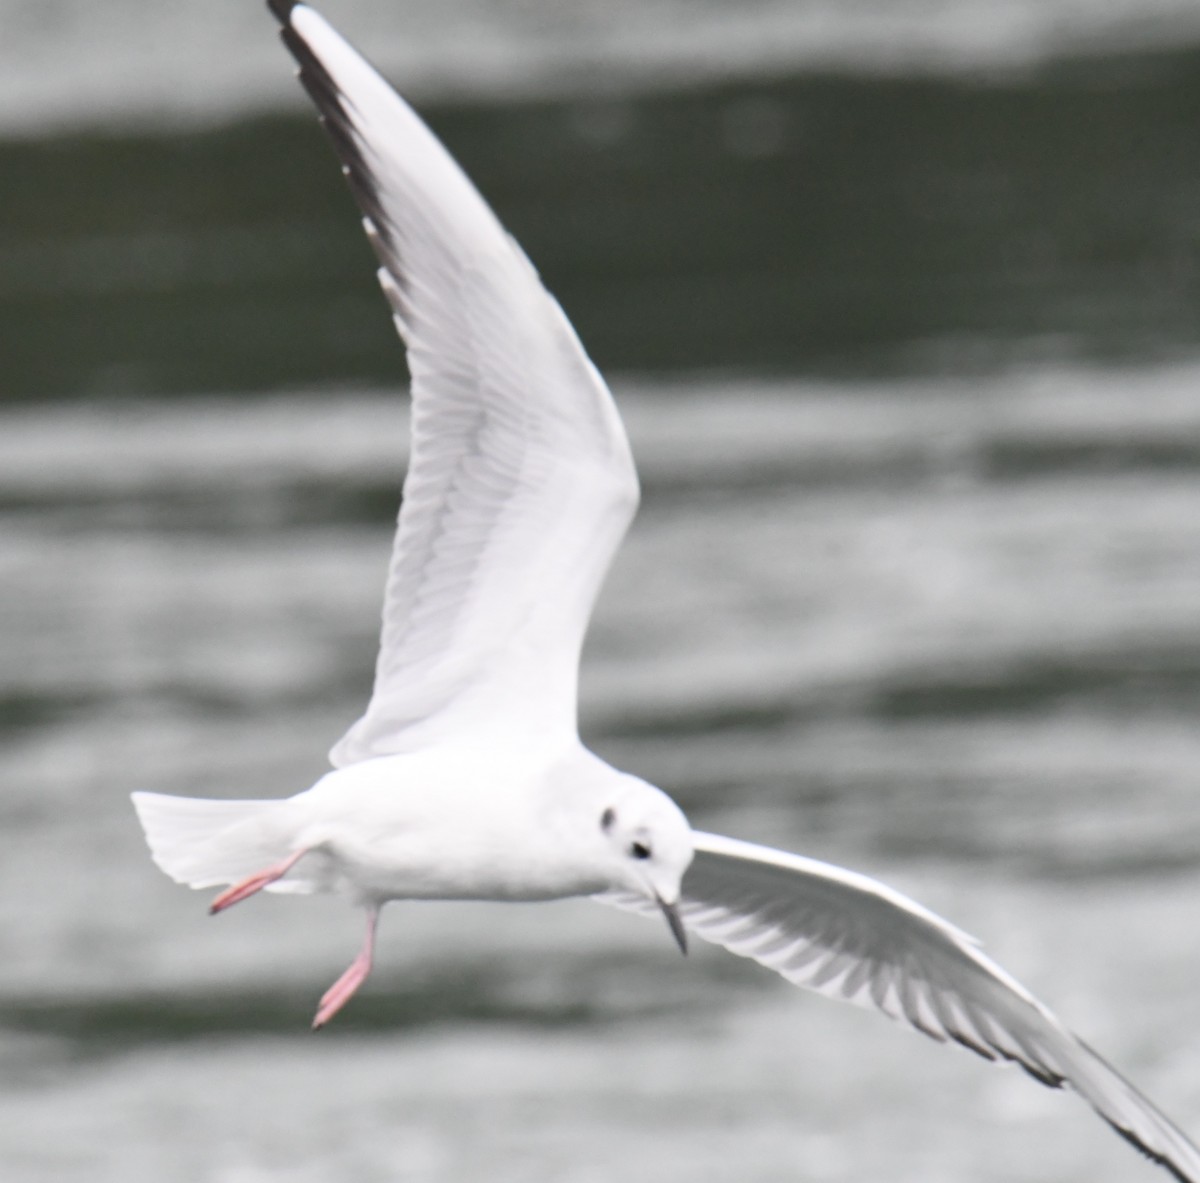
[130,792,312,894]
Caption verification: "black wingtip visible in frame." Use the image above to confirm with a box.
[267,0,399,262]
[1104,1118,1192,1183]
[267,0,299,24]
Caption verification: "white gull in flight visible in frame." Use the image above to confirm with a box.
[132,4,1200,1179]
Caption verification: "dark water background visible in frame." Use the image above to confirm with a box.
[7,43,1200,398]
[3,2,1200,1180]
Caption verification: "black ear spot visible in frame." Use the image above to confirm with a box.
[630,841,652,860]
[600,807,616,832]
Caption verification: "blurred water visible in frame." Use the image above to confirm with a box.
[3,0,1200,134]
[3,363,1200,1181]
[7,33,1200,399]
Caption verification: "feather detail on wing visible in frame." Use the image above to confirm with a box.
[270,4,638,765]
[597,832,1200,1183]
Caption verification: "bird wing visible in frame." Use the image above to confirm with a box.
[269,2,639,766]
[597,831,1200,1183]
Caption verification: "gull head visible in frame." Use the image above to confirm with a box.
[596,776,694,954]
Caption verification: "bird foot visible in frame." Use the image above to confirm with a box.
[311,909,380,1029]
[208,849,308,914]
[312,955,372,1029]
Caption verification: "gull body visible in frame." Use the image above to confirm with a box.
[140,741,688,906]
[131,3,1200,1179]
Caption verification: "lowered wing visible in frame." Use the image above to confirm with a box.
[599,831,1200,1183]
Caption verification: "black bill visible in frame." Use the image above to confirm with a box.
[657,894,688,955]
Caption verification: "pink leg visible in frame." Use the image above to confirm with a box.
[312,908,380,1030]
[208,849,309,915]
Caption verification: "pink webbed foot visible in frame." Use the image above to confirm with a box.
[312,909,380,1029]
[208,849,309,915]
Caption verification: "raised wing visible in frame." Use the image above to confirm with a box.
[269,2,639,765]
[599,832,1200,1183]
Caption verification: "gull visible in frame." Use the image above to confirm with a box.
[132,3,1199,1179]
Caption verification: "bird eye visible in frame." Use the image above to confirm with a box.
[629,841,652,860]
[600,807,616,832]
